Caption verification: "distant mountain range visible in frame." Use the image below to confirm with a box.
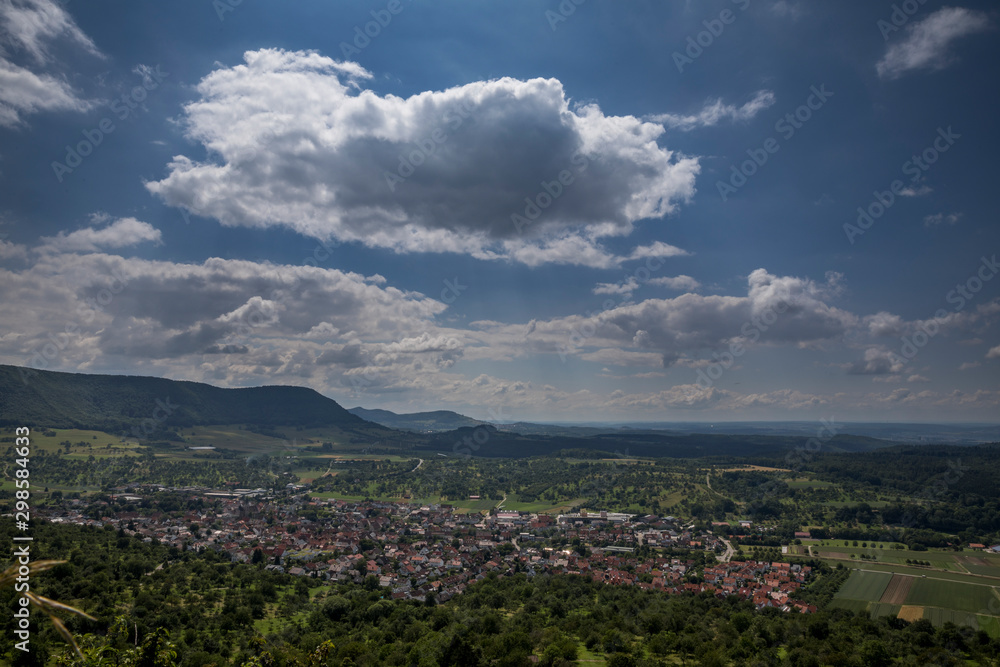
[348,407,483,432]
[6,365,988,458]
[576,421,1000,446]
[0,364,375,435]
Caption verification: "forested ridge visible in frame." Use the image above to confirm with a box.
[0,365,373,433]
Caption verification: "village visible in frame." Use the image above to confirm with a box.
[38,487,818,614]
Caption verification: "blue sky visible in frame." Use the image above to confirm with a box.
[1,0,998,422]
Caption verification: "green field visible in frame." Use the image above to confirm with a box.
[957,553,1000,577]
[800,545,1000,577]
[307,491,499,513]
[923,607,980,629]
[834,570,892,602]
[904,577,1000,614]
[16,428,145,458]
[868,602,901,618]
[181,425,304,453]
[785,479,835,489]
[498,493,563,512]
[829,598,870,613]
[832,563,1000,637]
[977,615,1000,637]
[804,539,904,549]
[815,550,964,571]
[828,563,1000,586]
[826,567,1000,635]
[171,424,406,457]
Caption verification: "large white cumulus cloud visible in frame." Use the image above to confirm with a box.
[146,49,699,267]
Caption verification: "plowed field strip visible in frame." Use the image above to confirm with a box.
[880,574,914,604]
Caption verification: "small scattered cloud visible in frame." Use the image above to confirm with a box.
[0,0,100,63]
[0,0,101,127]
[770,1,804,20]
[580,348,664,367]
[864,312,905,337]
[923,212,962,227]
[987,345,1000,360]
[648,275,701,291]
[907,374,930,383]
[594,278,639,296]
[38,217,162,253]
[0,60,94,127]
[958,361,980,370]
[203,344,250,355]
[649,90,776,131]
[847,347,905,375]
[627,241,690,260]
[877,7,990,79]
[900,185,933,197]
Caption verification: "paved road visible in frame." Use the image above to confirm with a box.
[704,471,736,562]
[719,537,736,563]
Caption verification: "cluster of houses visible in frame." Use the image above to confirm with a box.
[39,489,816,612]
[702,560,816,613]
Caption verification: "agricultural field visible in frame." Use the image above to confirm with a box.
[904,577,999,615]
[827,565,1000,635]
[785,478,836,490]
[177,425,307,454]
[830,598,870,614]
[868,602,901,619]
[923,608,981,628]
[804,543,999,574]
[306,490,500,513]
[978,615,1000,637]
[955,553,1000,577]
[500,493,587,514]
[879,575,914,604]
[833,570,892,603]
[828,562,1000,586]
[9,428,145,458]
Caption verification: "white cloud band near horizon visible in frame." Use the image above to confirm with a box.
[2,234,998,419]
